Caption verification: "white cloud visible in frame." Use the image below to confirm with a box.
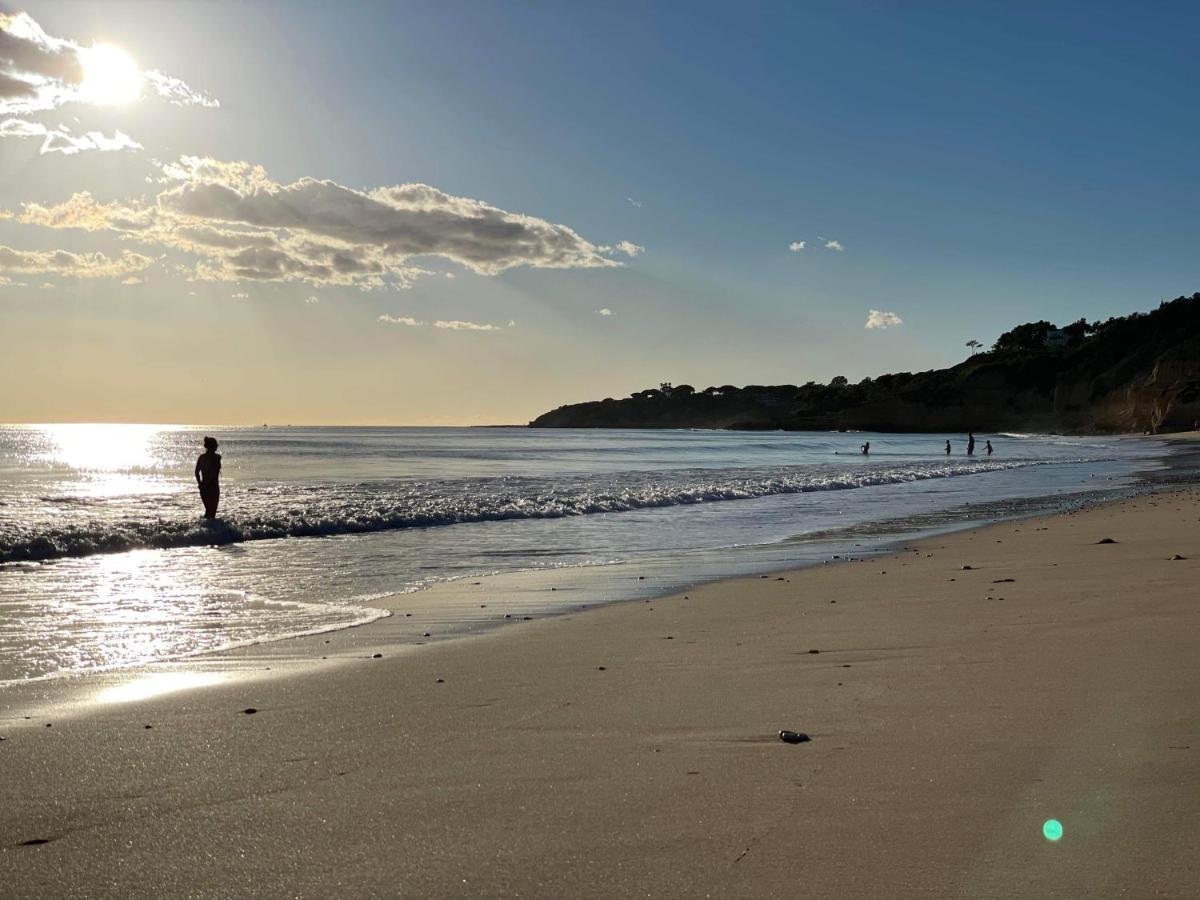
[1,117,141,154]
[142,69,218,108]
[0,244,151,278]
[433,319,505,331]
[0,12,216,117]
[230,291,248,299]
[444,271,456,279]
[598,240,643,258]
[822,237,845,252]
[595,307,613,316]
[789,240,806,252]
[378,314,508,332]
[304,294,320,304]
[626,197,643,209]
[864,309,903,330]
[121,275,143,285]
[12,157,638,288]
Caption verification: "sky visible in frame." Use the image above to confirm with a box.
[1,1,1197,425]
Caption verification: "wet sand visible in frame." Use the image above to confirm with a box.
[2,485,1198,898]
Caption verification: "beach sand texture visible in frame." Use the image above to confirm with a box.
[2,488,1198,898]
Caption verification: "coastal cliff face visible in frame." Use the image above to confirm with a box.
[531,293,1200,434]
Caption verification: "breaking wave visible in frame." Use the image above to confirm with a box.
[0,458,1085,564]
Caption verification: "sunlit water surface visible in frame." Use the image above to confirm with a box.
[0,425,1165,683]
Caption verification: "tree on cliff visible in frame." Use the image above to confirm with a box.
[993,320,1057,353]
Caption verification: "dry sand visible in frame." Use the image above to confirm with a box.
[2,486,1198,898]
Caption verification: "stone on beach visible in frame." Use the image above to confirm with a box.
[778,730,811,744]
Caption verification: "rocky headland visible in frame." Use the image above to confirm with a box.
[531,293,1200,434]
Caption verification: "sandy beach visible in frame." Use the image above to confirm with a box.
[2,483,1198,898]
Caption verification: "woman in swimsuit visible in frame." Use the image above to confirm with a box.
[195,436,222,519]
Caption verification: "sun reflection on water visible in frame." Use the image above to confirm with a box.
[41,423,168,472]
[28,423,185,499]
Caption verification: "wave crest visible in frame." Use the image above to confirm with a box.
[0,459,1070,563]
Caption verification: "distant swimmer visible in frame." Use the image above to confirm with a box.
[986,440,994,456]
[860,441,870,455]
[966,431,976,456]
[944,440,951,455]
[195,436,222,520]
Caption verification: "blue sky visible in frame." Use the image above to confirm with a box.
[1,1,1197,423]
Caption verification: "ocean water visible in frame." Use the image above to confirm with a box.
[0,425,1165,683]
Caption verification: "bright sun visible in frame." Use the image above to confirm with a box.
[79,43,143,105]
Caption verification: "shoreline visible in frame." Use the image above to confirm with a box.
[3,434,1189,712]
[3,481,1199,894]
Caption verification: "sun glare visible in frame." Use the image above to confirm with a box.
[79,43,143,105]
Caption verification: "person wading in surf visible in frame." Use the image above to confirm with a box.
[195,436,222,520]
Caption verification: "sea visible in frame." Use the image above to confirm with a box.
[0,424,1168,685]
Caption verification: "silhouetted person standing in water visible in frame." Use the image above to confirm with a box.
[986,440,994,456]
[944,440,951,455]
[966,431,976,456]
[196,436,222,520]
[860,441,870,455]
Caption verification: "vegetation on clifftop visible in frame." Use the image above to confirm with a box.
[530,293,1200,434]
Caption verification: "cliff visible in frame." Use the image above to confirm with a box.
[530,293,1200,434]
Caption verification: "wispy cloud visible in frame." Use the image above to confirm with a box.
[819,236,845,252]
[626,197,643,209]
[597,239,643,258]
[142,69,218,109]
[12,157,640,288]
[789,240,806,252]
[0,244,151,278]
[378,314,510,332]
[0,12,217,117]
[433,319,506,331]
[864,309,903,329]
[595,307,613,316]
[304,294,320,304]
[1,117,140,154]
[230,291,248,299]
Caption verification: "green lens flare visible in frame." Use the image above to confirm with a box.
[1043,819,1064,841]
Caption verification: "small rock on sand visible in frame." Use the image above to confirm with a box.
[1097,537,1118,544]
[372,653,383,659]
[1170,554,1187,560]
[243,708,258,715]
[961,565,974,570]
[779,730,811,744]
